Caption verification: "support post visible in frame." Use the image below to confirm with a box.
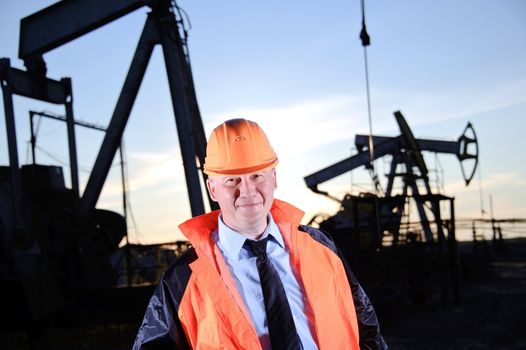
[449,198,459,306]
[156,6,205,216]
[62,78,80,199]
[0,59,25,244]
[29,111,37,164]
[406,161,434,242]
[78,15,158,224]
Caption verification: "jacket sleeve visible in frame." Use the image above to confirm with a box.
[132,249,196,350]
[299,225,389,350]
[342,259,389,350]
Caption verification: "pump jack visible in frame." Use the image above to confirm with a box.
[1,0,215,331]
[304,111,478,307]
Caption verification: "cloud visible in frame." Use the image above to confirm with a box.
[374,78,526,129]
[439,171,526,218]
[206,94,371,157]
[96,80,526,244]
[127,148,185,190]
[204,77,526,156]
[446,171,524,194]
[95,146,189,208]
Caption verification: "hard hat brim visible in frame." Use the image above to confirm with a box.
[204,158,278,177]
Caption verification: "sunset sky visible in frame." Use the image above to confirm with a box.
[1,0,525,243]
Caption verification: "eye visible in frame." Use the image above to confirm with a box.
[252,173,264,182]
[224,177,240,186]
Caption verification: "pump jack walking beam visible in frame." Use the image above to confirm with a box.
[304,118,478,191]
[19,0,145,60]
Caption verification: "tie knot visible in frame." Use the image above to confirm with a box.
[245,236,270,258]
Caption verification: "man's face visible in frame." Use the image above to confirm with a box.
[206,168,277,236]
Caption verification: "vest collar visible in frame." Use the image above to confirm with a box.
[178,199,305,258]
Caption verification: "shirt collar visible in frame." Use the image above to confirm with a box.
[217,213,284,260]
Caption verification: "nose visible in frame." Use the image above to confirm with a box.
[238,179,257,197]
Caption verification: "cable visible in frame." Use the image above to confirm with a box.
[34,145,92,174]
[171,0,193,64]
[359,0,381,195]
[120,140,146,245]
[34,145,70,168]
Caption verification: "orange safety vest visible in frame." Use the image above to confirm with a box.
[133,199,388,350]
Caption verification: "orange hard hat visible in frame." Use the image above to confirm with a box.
[203,118,279,176]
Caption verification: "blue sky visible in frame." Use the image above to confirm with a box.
[1,0,525,243]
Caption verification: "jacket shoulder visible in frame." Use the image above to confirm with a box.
[298,224,338,253]
[162,247,197,286]
[132,248,197,350]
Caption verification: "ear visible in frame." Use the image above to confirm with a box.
[272,168,277,189]
[206,178,218,201]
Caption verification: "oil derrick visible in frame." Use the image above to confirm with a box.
[0,0,212,332]
[304,111,479,310]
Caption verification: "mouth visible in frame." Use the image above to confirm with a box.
[236,202,262,208]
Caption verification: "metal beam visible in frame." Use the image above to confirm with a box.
[304,137,401,190]
[184,59,218,211]
[31,110,107,131]
[77,14,158,224]
[19,0,147,59]
[407,167,434,242]
[0,58,68,104]
[355,134,459,155]
[157,7,205,216]
[307,131,463,191]
[0,59,78,199]
[63,78,80,199]
[0,59,24,242]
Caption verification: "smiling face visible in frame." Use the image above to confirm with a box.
[206,168,277,239]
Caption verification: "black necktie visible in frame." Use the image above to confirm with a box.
[245,237,301,350]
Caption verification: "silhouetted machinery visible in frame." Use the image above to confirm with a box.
[0,0,210,332]
[304,111,478,308]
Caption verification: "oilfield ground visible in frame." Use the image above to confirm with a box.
[2,238,525,350]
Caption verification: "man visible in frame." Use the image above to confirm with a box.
[133,118,388,349]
